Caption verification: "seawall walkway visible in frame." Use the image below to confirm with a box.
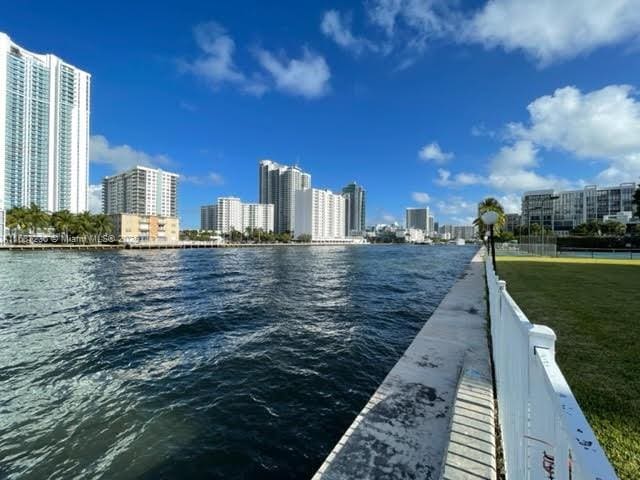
[314,249,496,480]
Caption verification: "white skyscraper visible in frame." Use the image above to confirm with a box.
[102,166,178,217]
[201,197,274,234]
[0,32,91,241]
[295,188,346,241]
[406,207,431,234]
[242,203,275,232]
[258,159,311,233]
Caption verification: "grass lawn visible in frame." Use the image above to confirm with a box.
[497,257,639,480]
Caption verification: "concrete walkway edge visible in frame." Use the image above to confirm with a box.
[313,248,495,480]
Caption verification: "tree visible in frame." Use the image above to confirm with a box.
[601,220,626,236]
[26,203,50,237]
[474,197,506,238]
[229,229,243,243]
[496,231,515,242]
[51,210,74,243]
[6,207,28,243]
[297,234,312,242]
[93,214,113,242]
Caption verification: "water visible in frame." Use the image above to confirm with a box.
[0,245,477,479]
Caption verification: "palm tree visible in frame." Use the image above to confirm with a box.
[51,210,74,243]
[6,206,28,243]
[78,211,97,244]
[26,203,50,239]
[92,214,113,243]
[474,197,506,238]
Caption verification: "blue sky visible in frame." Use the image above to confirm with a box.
[3,0,640,228]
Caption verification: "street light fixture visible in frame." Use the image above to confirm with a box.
[481,210,499,271]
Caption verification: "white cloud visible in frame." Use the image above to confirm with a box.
[90,135,171,172]
[435,196,477,222]
[208,172,224,185]
[382,213,397,223]
[368,0,455,52]
[418,141,453,164]
[471,123,496,138]
[435,141,571,192]
[509,85,640,182]
[435,168,484,187]
[88,184,102,213]
[181,172,225,186]
[466,0,640,66]
[321,10,377,54]
[255,48,331,99]
[497,193,521,214]
[182,22,267,96]
[411,191,431,203]
[336,0,640,68]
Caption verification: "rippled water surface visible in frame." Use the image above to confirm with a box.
[0,245,476,479]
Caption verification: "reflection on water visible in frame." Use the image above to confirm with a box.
[0,245,476,479]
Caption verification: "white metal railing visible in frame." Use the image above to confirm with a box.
[486,256,618,480]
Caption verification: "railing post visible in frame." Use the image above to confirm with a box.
[526,325,557,479]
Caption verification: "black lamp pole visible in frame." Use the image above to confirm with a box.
[490,224,496,271]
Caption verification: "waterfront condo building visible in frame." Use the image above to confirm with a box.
[0,32,90,243]
[405,207,431,234]
[438,224,477,241]
[201,197,274,234]
[102,166,178,217]
[294,188,345,241]
[342,182,366,237]
[521,183,637,234]
[258,159,311,233]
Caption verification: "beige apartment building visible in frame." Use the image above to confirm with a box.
[109,214,179,243]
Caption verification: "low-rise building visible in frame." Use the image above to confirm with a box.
[109,214,179,243]
[522,183,636,234]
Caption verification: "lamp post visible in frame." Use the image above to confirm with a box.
[482,210,499,271]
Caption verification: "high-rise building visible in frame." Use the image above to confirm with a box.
[201,197,274,234]
[0,32,91,242]
[215,197,242,234]
[342,182,366,237]
[102,166,178,217]
[438,224,477,240]
[258,159,310,233]
[295,188,345,241]
[201,204,218,231]
[522,183,637,234]
[242,202,275,232]
[405,207,430,233]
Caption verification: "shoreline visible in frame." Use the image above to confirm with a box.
[313,248,494,479]
[0,242,478,251]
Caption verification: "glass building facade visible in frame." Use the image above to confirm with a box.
[0,32,90,242]
[522,183,637,234]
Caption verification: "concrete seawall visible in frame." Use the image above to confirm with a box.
[313,249,495,480]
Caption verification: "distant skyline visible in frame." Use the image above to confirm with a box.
[3,1,640,228]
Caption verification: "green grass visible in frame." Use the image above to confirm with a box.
[497,259,639,480]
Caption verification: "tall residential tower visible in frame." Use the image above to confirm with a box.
[102,166,178,217]
[258,159,310,233]
[342,182,366,237]
[0,32,91,241]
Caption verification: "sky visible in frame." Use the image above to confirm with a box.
[2,0,640,228]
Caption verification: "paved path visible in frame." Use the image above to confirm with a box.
[313,249,495,480]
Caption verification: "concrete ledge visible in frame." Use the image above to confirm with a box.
[313,249,490,480]
[440,362,496,480]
